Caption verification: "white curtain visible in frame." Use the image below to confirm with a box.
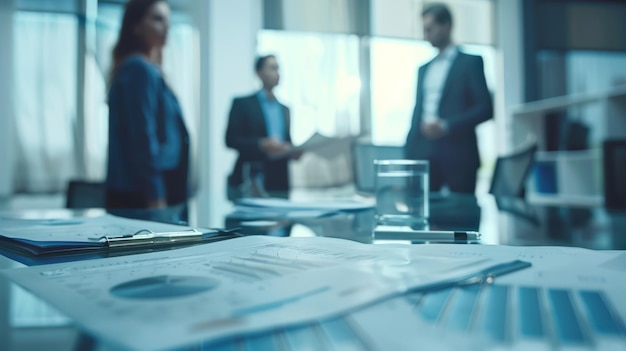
[13,12,78,193]
[82,3,119,181]
[11,6,199,194]
[257,30,361,187]
[83,52,109,181]
[162,20,200,194]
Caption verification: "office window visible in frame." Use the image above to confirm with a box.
[257,30,361,143]
[257,30,360,187]
[370,37,436,146]
[11,4,199,192]
[13,11,78,192]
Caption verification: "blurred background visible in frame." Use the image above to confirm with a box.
[1,0,626,227]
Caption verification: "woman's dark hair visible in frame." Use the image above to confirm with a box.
[422,3,453,26]
[255,55,276,72]
[110,0,164,80]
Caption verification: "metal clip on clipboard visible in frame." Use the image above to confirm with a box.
[99,228,241,249]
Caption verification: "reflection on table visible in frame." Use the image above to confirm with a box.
[226,192,626,250]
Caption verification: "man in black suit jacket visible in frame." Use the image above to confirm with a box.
[405,3,493,194]
[226,55,298,199]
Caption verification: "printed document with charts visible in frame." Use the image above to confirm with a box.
[189,244,626,351]
[2,235,517,351]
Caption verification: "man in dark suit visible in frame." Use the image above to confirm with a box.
[226,55,298,200]
[405,3,493,194]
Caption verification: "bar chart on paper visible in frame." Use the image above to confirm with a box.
[200,284,626,350]
[409,284,626,348]
[4,236,507,351]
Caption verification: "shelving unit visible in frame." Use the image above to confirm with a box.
[527,149,603,207]
[511,86,626,207]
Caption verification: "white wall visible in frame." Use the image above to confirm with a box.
[190,0,263,227]
[0,0,16,198]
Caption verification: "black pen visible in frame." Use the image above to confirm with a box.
[411,260,532,293]
[374,225,480,241]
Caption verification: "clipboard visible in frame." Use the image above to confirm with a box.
[0,233,240,266]
[96,228,241,250]
[0,214,242,258]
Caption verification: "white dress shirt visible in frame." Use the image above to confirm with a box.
[421,45,458,123]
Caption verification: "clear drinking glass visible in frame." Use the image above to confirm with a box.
[374,160,429,225]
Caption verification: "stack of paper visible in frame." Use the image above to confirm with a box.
[189,244,626,351]
[1,235,521,351]
[229,196,374,222]
[235,197,374,211]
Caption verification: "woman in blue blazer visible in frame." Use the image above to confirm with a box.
[105,0,189,217]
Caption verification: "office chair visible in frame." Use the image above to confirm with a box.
[65,180,106,209]
[495,196,540,226]
[603,139,626,210]
[351,142,405,195]
[489,142,538,197]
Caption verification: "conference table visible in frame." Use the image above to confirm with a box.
[1,191,626,350]
[226,192,626,250]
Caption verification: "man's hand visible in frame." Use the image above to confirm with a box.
[281,142,303,160]
[260,137,291,157]
[421,119,448,139]
[147,198,167,209]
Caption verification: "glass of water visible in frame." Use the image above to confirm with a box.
[374,159,429,225]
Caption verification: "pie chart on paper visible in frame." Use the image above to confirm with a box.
[110,275,219,299]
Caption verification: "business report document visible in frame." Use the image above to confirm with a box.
[201,245,626,351]
[2,235,513,351]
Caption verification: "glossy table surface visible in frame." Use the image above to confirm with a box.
[2,192,626,350]
[226,193,626,250]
